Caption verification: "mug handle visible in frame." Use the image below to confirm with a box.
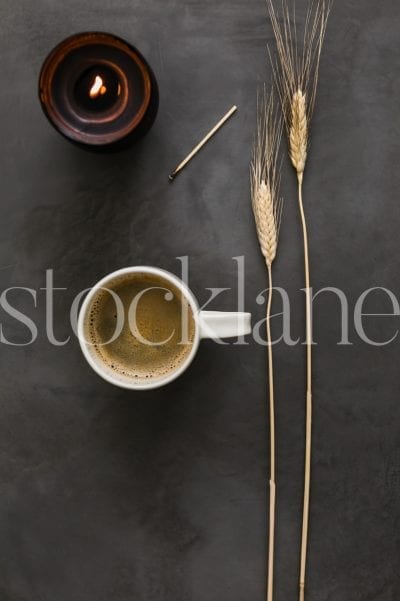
[198,311,251,340]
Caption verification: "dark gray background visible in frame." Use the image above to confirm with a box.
[1,0,400,599]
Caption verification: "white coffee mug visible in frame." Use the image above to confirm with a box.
[78,266,251,390]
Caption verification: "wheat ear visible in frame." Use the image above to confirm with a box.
[290,90,307,175]
[251,90,283,601]
[267,2,330,600]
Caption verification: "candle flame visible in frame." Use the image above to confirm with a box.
[89,75,107,99]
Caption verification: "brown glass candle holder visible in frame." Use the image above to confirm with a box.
[39,32,158,151]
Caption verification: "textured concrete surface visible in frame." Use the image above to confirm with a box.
[1,0,400,600]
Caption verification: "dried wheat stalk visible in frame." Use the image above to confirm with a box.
[267,2,330,600]
[251,90,283,601]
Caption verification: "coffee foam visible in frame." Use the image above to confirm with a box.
[83,272,196,385]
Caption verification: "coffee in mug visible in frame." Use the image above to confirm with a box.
[78,266,251,390]
[86,271,195,383]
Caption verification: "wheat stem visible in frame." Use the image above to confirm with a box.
[297,172,312,601]
[266,262,276,601]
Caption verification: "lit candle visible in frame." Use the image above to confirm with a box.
[39,32,158,150]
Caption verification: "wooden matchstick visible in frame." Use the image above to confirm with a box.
[168,105,237,181]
